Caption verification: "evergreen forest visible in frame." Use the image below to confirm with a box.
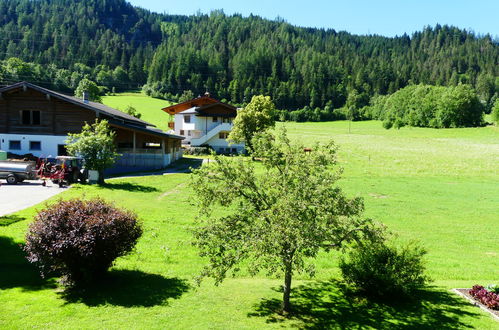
[0,0,497,114]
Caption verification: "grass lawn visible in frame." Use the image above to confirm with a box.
[1,120,498,329]
[102,92,174,130]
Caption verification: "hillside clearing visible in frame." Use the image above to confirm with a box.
[102,92,174,130]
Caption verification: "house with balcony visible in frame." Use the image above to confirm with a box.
[162,94,245,154]
[0,82,184,174]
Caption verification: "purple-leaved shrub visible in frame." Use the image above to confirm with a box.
[24,198,142,286]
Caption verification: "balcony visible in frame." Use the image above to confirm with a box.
[191,122,232,146]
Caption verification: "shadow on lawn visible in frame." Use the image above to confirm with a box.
[172,157,204,173]
[100,182,160,193]
[61,270,189,307]
[248,281,478,329]
[0,214,26,226]
[0,236,56,291]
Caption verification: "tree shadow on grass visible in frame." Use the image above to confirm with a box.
[100,182,160,193]
[248,281,479,329]
[176,157,204,173]
[0,236,56,291]
[0,214,26,226]
[60,270,189,307]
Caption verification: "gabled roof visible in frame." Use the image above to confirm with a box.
[108,120,184,140]
[162,95,238,118]
[195,102,238,117]
[0,82,153,127]
[162,95,221,115]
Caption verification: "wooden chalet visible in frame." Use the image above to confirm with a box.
[0,82,183,173]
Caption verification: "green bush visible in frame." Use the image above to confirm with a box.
[183,146,213,155]
[491,99,499,125]
[339,240,430,299]
[24,198,143,286]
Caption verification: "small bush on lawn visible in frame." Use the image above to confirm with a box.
[24,198,142,286]
[183,146,212,155]
[339,240,430,299]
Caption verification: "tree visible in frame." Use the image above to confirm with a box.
[178,90,195,103]
[123,105,142,119]
[74,78,102,103]
[191,128,380,313]
[65,120,119,184]
[228,95,275,153]
[492,99,499,126]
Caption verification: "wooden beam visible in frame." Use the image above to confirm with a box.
[132,131,136,166]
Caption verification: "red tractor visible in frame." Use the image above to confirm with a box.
[37,156,87,187]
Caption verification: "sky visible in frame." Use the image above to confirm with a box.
[127,0,498,38]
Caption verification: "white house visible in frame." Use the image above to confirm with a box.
[162,95,245,154]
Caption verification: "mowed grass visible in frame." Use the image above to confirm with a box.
[102,92,174,130]
[1,120,499,329]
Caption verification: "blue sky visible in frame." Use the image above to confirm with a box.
[128,0,498,37]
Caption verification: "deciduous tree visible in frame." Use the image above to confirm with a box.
[65,120,119,184]
[74,78,102,103]
[228,95,275,153]
[191,128,380,313]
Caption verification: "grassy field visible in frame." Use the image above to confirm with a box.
[1,119,498,329]
[102,92,174,130]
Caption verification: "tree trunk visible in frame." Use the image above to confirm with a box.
[282,261,293,314]
[97,169,105,185]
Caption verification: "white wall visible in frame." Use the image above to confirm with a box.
[205,134,244,153]
[174,113,198,143]
[0,133,68,158]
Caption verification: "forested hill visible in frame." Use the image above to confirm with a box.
[0,0,497,109]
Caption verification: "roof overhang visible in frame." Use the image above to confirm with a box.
[108,120,184,140]
[162,96,221,115]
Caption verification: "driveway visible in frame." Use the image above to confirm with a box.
[0,180,68,217]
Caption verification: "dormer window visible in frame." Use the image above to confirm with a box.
[21,110,41,125]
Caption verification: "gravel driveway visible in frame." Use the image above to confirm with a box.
[0,180,68,217]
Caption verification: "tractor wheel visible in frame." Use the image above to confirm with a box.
[6,174,18,185]
[70,170,79,184]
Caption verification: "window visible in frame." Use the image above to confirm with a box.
[187,130,191,136]
[184,115,191,123]
[58,144,68,156]
[30,141,41,151]
[21,110,41,125]
[9,140,21,150]
[219,132,229,139]
[180,130,185,135]
[144,142,161,149]
[212,116,218,122]
[222,117,232,123]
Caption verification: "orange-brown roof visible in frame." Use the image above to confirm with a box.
[161,96,220,115]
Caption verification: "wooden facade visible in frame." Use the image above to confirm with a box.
[0,82,183,172]
[0,88,96,135]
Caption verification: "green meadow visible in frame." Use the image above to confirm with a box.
[1,119,498,329]
[102,92,173,130]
